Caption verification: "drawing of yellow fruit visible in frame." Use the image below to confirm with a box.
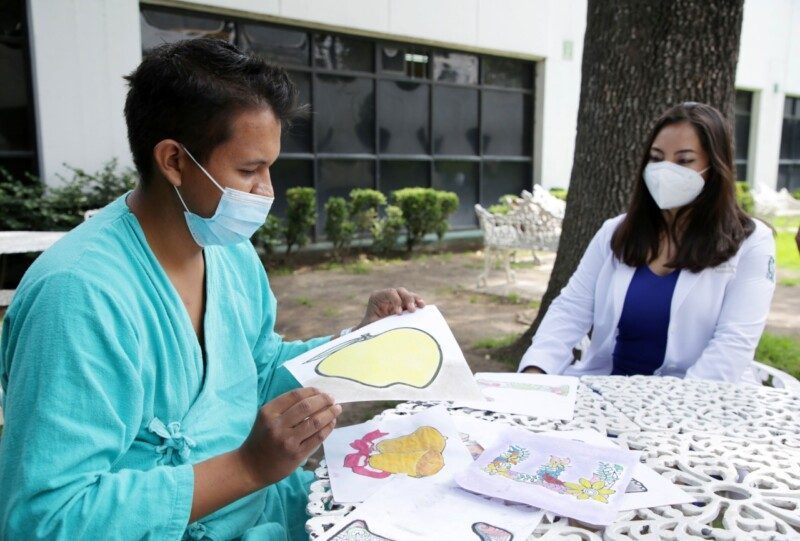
[368,448,445,477]
[315,328,443,388]
[375,426,446,454]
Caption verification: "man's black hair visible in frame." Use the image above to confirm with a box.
[124,38,300,183]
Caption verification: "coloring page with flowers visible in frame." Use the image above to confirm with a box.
[455,427,640,525]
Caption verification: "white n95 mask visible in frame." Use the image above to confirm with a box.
[175,145,274,247]
[643,161,708,210]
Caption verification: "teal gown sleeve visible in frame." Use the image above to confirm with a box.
[0,271,194,540]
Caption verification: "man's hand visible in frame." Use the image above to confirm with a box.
[355,287,425,330]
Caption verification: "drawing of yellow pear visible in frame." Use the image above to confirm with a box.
[375,426,446,454]
[315,327,442,388]
[368,448,445,477]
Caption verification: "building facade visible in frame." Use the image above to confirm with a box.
[1,0,799,229]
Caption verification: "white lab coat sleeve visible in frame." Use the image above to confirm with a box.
[518,219,613,374]
[685,224,776,382]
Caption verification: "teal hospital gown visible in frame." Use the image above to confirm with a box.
[0,195,331,540]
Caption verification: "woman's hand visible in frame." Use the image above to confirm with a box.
[522,366,545,375]
[355,287,425,331]
[237,388,342,489]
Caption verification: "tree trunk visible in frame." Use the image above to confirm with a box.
[506,0,744,361]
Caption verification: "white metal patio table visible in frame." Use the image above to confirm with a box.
[305,376,800,540]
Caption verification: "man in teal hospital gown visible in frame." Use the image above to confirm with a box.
[0,38,424,540]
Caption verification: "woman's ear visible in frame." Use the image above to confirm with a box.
[152,140,185,188]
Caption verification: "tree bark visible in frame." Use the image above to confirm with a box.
[506,0,744,361]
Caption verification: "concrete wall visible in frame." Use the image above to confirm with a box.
[735,0,800,189]
[25,0,798,191]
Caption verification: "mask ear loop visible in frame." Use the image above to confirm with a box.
[181,145,225,192]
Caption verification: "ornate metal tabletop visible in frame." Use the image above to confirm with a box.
[306,376,800,540]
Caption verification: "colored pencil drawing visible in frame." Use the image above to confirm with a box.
[303,327,443,389]
[472,522,514,541]
[482,445,625,504]
[344,426,447,479]
[626,478,648,493]
[476,379,571,396]
[328,519,395,541]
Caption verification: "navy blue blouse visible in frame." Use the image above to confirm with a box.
[612,265,680,376]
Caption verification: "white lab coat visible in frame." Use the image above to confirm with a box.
[519,214,776,383]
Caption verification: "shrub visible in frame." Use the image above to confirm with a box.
[284,187,316,255]
[791,189,800,201]
[0,159,137,231]
[549,188,568,201]
[434,191,459,242]
[252,215,283,256]
[735,181,754,214]
[348,188,386,238]
[371,205,404,254]
[324,196,355,260]
[392,188,459,252]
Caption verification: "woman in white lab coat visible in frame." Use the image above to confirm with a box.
[519,102,775,383]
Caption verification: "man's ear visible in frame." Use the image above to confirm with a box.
[153,140,185,188]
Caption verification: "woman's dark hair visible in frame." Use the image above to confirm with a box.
[124,38,301,183]
[611,102,754,272]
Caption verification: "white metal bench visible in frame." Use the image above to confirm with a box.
[475,188,563,287]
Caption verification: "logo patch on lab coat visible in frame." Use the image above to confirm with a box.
[767,256,775,283]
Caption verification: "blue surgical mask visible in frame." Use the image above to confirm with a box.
[175,145,274,247]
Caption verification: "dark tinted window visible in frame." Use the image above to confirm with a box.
[483,56,532,88]
[481,161,530,206]
[433,51,478,85]
[433,161,478,228]
[140,10,234,50]
[381,45,429,79]
[482,91,532,156]
[433,86,478,155]
[239,23,309,66]
[315,75,375,153]
[378,81,429,154]
[313,33,373,72]
[380,160,430,194]
[281,71,312,154]
[0,40,32,151]
[271,159,313,217]
[317,159,375,234]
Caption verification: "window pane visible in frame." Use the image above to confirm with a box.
[378,81,429,154]
[482,91,532,156]
[433,51,478,85]
[317,159,375,235]
[735,161,747,183]
[734,111,750,163]
[433,87,478,155]
[270,159,313,218]
[313,33,373,72]
[0,156,37,181]
[735,90,752,115]
[239,23,309,66]
[314,75,375,153]
[380,160,430,195]
[433,161,478,228]
[282,71,311,153]
[481,161,530,207]
[381,45,429,79]
[777,163,800,192]
[483,56,533,89]
[0,40,32,151]
[140,9,234,51]
[0,1,24,40]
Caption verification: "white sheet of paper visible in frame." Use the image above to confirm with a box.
[453,415,508,458]
[319,477,544,541]
[284,305,483,403]
[543,429,696,510]
[454,372,579,421]
[323,405,473,503]
[455,427,640,526]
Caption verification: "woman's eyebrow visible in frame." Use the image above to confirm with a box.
[240,159,269,166]
[649,147,664,154]
[675,149,697,154]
